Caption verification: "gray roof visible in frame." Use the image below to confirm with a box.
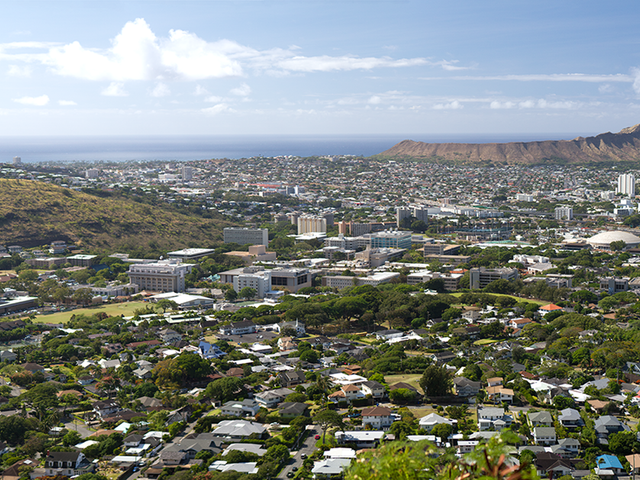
[213,420,266,438]
[528,411,553,423]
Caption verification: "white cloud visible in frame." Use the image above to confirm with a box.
[424,73,632,83]
[151,82,170,97]
[13,94,49,106]
[202,103,232,115]
[7,65,31,77]
[632,68,640,95]
[205,95,223,103]
[194,85,209,95]
[490,101,516,109]
[0,19,433,82]
[599,84,613,93]
[230,83,251,96]
[433,100,463,110]
[368,95,382,104]
[101,82,128,96]
[58,100,77,106]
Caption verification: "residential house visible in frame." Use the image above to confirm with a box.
[556,438,580,457]
[594,415,627,443]
[33,452,94,478]
[92,400,120,419]
[486,386,514,404]
[418,413,456,433]
[329,384,364,403]
[360,380,386,399]
[534,453,575,479]
[254,388,294,408]
[361,406,395,430]
[212,420,267,440]
[533,427,557,446]
[276,320,306,336]
[198,341,227,359]
[278,402,309,419]
[277,371,307,388]
[453,377,482,397]
[0,351,16,363]
[477,407,512,431]
[528,411,553,427]
[160,329,182,344]
[221,399,261,417]
[596,455,626,476]
[219,320,257,336]
[335,431,385,448]
[375,330,404,341]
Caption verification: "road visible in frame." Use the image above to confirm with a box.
[277,426,318,480]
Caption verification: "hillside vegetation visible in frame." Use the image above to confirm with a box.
[0,179,236,251]
[379,123,640,164]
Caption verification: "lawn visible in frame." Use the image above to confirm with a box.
[450,292,547,306]
[474,339,499,346]
[384,373,424,394]
[32,301,148,324]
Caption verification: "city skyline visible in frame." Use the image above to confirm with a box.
[2,1,640,137]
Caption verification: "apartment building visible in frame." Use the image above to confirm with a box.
[297,215,327,234]
[223,227,269,246]
[128,261,191,293]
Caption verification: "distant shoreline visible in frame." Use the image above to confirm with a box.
[0,133,583,163]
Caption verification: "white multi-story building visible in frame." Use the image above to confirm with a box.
[182,166,193,181]
[85,168,99,179]
[469,267,518,289]
[297,215,327,234]
[516,193,534,202]
[128,261,191,293]
[396,206,429,227]
[554,206,573,220]
[12,156,21,166]
[233,269,272,298]
[223,227,269,246]
[617,173,636,197]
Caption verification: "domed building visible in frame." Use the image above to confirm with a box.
[586,230,640,249]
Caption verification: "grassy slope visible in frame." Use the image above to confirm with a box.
[32,301,148,324]
[0,179,236,250]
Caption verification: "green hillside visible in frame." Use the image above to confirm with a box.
[0,179,236,251]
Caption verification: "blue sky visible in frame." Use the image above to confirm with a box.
[2,0,640,137]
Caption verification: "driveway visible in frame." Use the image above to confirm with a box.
[278,426,318,480]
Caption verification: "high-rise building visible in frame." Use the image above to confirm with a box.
[12,156,21,166]
[182,166,193,181]
[85,168,99,179]
[617,173,636,197]
[554,206,574,220]
[223,227,269,246]
[297,215,327,234]
[396,206,429,227]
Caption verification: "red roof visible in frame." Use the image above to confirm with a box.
[540,303,562,311]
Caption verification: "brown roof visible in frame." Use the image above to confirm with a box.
[362,406,392,417]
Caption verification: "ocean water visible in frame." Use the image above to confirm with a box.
[0,133,580,163]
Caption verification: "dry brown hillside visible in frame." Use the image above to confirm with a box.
[378,124,640,164]
[0,179,236,250]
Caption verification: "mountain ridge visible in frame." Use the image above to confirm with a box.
[378,124,640,164]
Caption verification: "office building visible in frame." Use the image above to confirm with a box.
[221,266,311,295]
[297,215,327,234]
[368,231,412,249]
[617,173,636,197]
[554,206,573,221]
[223,227,269,246]
[128,261,191,293]
[469,268,519,289]
[12,156,21,166]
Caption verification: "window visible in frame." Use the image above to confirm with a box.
[297,275,308,285]
[271,276,288,286]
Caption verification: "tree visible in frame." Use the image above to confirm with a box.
[238,287,257,301]
[156,299,179,313]
[204,377,244,403]
[63,430,82,447]
[610,240,627,251]
[389,388,417,404]
[419,364,452,397]
[431,423,454,439]
[609,431,640,454]
[225,289,238,302]
[313,409,344,445]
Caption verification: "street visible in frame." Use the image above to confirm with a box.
[277,426,318,480]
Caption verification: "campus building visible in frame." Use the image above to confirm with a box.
[223,227,269,246]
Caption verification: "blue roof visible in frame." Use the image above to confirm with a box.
[597,455,624,470]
